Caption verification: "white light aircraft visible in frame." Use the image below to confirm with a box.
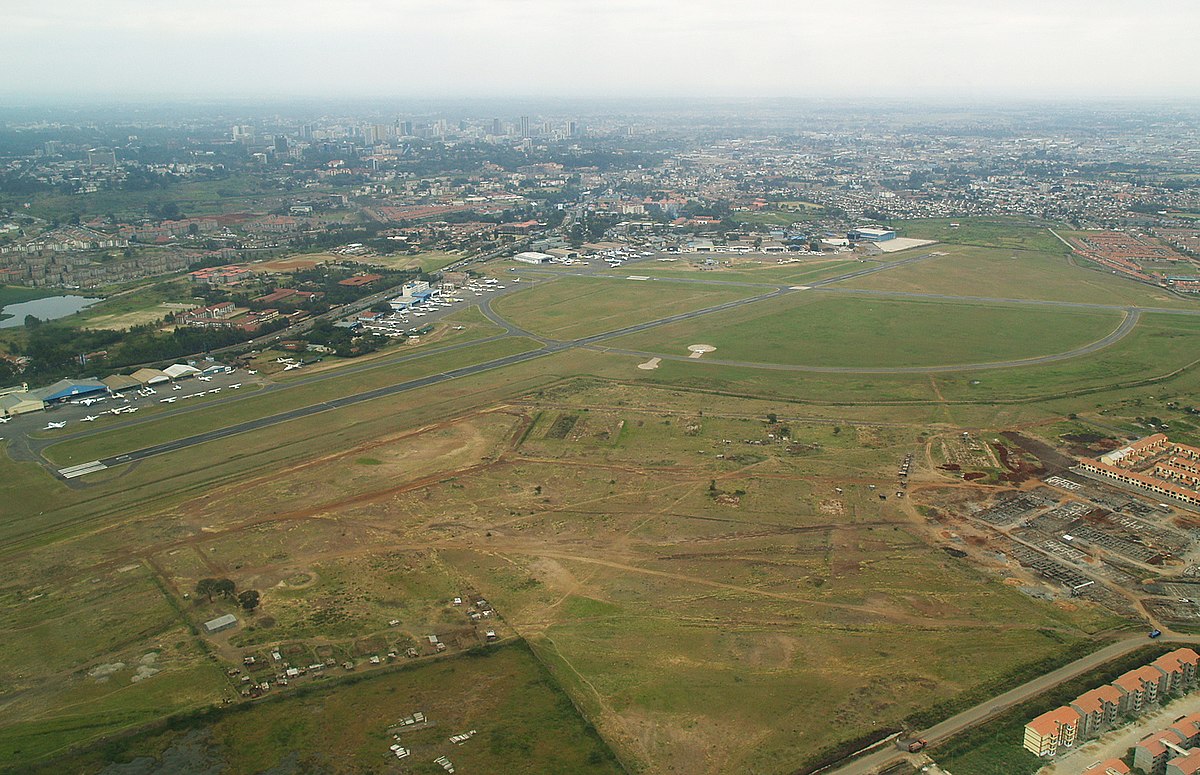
[82,415,99,422]
[197,376,213,382]
[160,397,177,403]
[0,417,10,423]
[283,363,302,371]
[229,383,241,389]
[44,421,66,429]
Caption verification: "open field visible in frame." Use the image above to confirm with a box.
[608,295,1123,368]
[32,643,622,775]
[735,208,827,226]
[491,275,761,339]
[0,370,1130,774]
[895,216,1068,254]
[12,217,1200,774]
[835,244,1200,308]
[0,174,302,221]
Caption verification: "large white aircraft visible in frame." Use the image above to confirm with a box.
[44,421,66,429]
[82,415,99,422]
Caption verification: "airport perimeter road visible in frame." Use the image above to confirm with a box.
[814,286,1200,317]
[821,634,1200,775]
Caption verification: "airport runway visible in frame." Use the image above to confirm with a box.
[13,248,1178,478]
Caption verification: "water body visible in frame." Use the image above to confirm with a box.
[0,295,102,328]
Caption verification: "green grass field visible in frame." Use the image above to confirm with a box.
[26,642,622,775]
[836,244,1200,309]
[608,294,1122,368]
[491,275,761,340]
[735,208,826,226]
[895,216,1068,254]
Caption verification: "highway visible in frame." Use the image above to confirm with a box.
[821,633,1200,775]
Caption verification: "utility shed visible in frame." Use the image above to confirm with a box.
[203,614,238,634]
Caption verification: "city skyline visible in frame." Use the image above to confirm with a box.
[4,0,1199,101]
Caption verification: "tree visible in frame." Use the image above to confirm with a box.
[238,590,261,612]
[214,578,236,600]
[195,578,220,603]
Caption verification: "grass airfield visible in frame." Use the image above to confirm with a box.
[6,218,1200,774]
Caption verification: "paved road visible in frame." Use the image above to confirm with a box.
[821,633,1200,775]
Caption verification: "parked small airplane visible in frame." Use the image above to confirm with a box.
[173,384,182,391]
[44,421,66,429]
[228,383,241,389]
[283,363,302,371]
[160,397,177,403]
[82,415,99,422]
[197,376,213,382]
[247,370,257,375]
[0,416,10,424]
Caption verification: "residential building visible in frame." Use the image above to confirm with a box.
[1071,684,1123,738]
[1023,706,1081,756]
[1135,729,1186,775]
[1169,749,1200,775]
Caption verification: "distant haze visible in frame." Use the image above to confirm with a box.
[4,0,1198,101]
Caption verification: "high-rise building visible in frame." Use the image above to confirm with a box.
[491,118,502,135]
[567,120,579,138]
[520,115,531,138]
[274,135,289,153]
[398,120,414,137]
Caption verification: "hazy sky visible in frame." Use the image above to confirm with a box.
[4,0,1199,101]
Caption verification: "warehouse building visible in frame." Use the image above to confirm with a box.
[849,227,896,242]
[0,391,45,416]
[32,378,109,404]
